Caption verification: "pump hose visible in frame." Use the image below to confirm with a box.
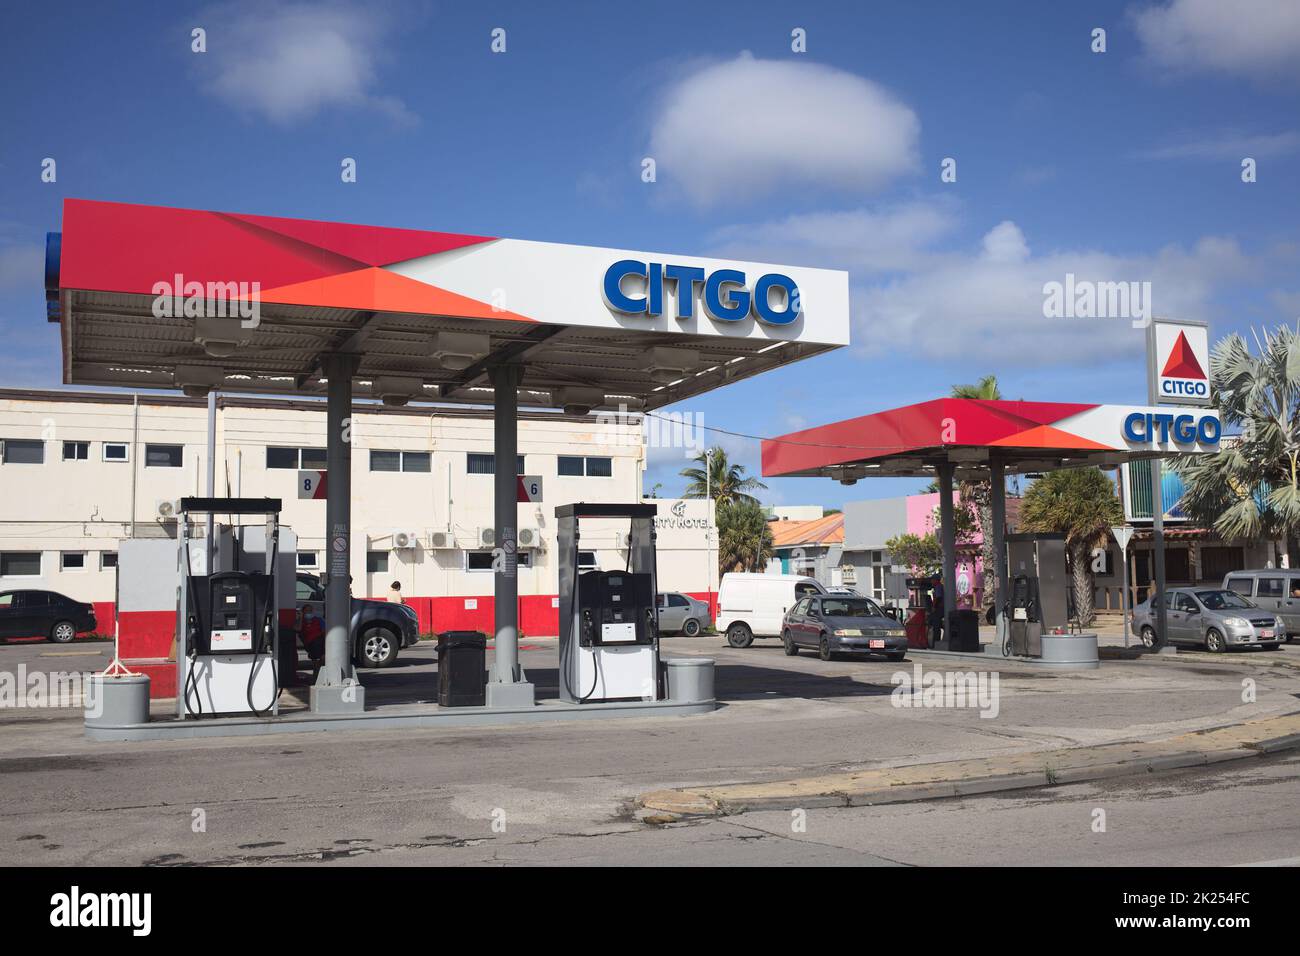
[558,561,600,703]
[246,530,281,718]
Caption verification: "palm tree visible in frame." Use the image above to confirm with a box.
[950,375,1002,613]
[716,500,774,572]
[1174,327,1300,565]
[680,446,767,507]
[1019,468,1123,626]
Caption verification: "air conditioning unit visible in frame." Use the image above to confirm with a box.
[429,531,453,550]
[392,529,421,550]
[480,527,497,547]
[614,531,631,548]
[156,498,182,519]
[517,528,539,549]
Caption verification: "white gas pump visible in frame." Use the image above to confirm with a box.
[556,503,661,703]
[176,497,283,718]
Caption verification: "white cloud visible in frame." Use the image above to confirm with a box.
[707,199,959,274]
[1135,130,1300,160]
[648,53,919,206]
[704,199,1254,366]
[1132,0,1300,81]
[853,228,1250,364]
[194,1,415,125]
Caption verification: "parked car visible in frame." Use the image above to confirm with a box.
[1223,570,1300,642]
[294,573,420,668]
[782,594,908,661]
[0,590,96,644]
[656,592,710,636]
[715,572,827,648]
[1130,587,1284,652]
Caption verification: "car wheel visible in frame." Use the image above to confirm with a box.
[725,624,753,649]
[357,627,398,668]
[683,618,701,637]
[819,636,833,662]
[1139,626,1158,649]
[782,630,799,656]
[49,620,77,644]
[1204,628,1225,653]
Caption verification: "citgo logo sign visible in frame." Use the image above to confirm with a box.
[1123,411,1221,447]
[603,260,801,326]
[1151,322,1211,405]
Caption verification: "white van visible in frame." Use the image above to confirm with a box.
[716,573,827,648]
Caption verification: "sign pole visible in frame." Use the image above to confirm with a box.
[1111,523,1135,648]
[1145,317,1211,653]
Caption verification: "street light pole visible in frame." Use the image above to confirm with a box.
[705,448,713,615]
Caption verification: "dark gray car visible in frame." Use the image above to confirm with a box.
[781,594,908,662]
[1130,587,1284,652]
[295,573,420,667]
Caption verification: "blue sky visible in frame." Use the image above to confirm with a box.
[2,0,1298,507]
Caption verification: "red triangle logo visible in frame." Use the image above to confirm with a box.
[1161,331,1206,379]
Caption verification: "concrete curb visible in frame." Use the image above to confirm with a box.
[638,712,1300,820]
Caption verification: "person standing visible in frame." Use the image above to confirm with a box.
[388,580,404,604]
[929,576,945,648]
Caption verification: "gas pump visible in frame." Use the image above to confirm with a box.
[177,498,282,717]
[556,503,660,703]
[1003,573,1043,657]
[903,577,934,650]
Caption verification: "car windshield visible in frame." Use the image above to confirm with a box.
[1195,590,1255,610]
[820,598,886,618]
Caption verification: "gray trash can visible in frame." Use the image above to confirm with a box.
[664,658,714,703]
[84,674,150,727]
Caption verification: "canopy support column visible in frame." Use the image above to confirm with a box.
[312,352,365,714]
[937,460,958,649]
[989,457,1008,652]
[487,363,534,708]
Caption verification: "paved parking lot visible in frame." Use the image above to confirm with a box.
[2,633,1298,865]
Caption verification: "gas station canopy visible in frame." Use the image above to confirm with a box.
[761,398,1223,482]
[48,199,850,409]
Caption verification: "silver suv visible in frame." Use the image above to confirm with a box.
[1223,570,1300,642]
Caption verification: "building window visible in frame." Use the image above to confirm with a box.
[402,451,431,472]
[467,453,525,475]
[100,552,118,570]
[578,550,597,570]
[366,551,389,573]
[267,446,327,469]
[145,444,183,468]
[1,439,44,464]
[61,552,86,571]
[0,552,42,576]
[103,442,129,462]
[296,551,318,568]
[300,447,327,470]
[559,455,612,477]
[465,550,531,571]
[63,441,89,461]
[370,450,430,473]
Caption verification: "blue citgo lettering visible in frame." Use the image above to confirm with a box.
[663,264,705,319]
[1123,412,1145,443]
[603,259,647,313]
[752,273,801,325]
[704,269,750,321]
[1198,416,1220,445]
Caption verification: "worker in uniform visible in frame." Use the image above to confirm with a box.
[298,603,325,674]
[929,576,945,648]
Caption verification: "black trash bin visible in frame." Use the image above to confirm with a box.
[947,609,981,652]
[437,630,487,706]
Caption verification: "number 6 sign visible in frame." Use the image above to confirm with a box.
[517,476,543,503]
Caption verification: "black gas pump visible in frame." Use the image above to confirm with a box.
[577,570,657,648]
[1003,573,1043,657]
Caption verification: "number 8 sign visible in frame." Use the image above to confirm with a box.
[299,470,328,500]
